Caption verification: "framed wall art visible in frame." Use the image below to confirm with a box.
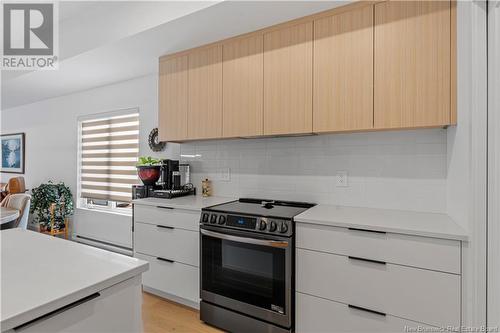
[1,133,25,174]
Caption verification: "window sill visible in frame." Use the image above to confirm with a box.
[76,206,132,217]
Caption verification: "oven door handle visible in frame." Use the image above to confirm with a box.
[200,229,289,248]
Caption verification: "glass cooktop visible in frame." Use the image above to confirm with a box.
[204,198,315,219]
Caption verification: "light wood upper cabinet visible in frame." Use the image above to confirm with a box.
[188,45,223,140]
[374,1,451,129]
[313,5,374,133]
[158,55,188,141]
[158,1,456,142]
[263,22,313,135]
[222,35,263,138]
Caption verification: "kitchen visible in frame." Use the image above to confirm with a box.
[0,1,498,333]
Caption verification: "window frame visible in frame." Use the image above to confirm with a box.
[76,108,139,216]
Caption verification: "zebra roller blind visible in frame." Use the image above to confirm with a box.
[80,111,139,202]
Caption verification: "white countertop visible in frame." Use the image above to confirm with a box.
[0,229,148,331]
[295,204,468,241]
[132,195,236,211]
[133,196,467,240]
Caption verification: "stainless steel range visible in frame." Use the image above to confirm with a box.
[199,198,315,333]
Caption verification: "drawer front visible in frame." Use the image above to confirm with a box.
[17,276,142,333]
[134,204,199,231]
[297,223,461,274]
[134,222,199,266]
[135,253,199,303]
[296,248,460,328]
[296,292,439,333]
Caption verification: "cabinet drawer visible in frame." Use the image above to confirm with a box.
[296,292,438,333]
[296,248,460,328]
[297,223,460,274]
[135,253,199,303]
[134,222,198,267]
[16,276,142,333]
[134,204,199,231]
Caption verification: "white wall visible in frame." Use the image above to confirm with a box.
[180,129,448,212]
[0,74,180,248]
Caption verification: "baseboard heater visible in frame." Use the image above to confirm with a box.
[74,235,133,256]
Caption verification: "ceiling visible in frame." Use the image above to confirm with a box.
[1,1,350,110]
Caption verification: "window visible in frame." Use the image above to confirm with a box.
[77,109,139,215]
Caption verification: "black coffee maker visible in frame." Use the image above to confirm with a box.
[160,159,180,190]
[132,159,195,200]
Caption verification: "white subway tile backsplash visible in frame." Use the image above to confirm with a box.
[180,129,447,213]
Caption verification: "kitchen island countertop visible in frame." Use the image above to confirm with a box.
[0,229,148,331]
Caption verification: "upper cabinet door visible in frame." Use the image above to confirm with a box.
[374,1,451,129]
[313,5,374,133]
[263,22,313,135]
[223,35,264,138]
[158,55,188,141]
[188,45,223,140]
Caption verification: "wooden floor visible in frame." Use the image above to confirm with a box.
[142,292,223,333]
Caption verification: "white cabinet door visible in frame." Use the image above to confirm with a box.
[134,222,199,266]
[134,205,199,231]
[135,253,199,304]
[13,276,142,333]
[296,292,439,333]
[297,223,461,274]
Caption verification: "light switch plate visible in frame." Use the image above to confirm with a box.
[336,171,348,187]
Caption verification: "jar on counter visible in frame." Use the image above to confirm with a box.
[202,179,212,197]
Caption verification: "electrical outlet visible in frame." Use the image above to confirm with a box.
[218,168,231,182]
[335,171,348,187]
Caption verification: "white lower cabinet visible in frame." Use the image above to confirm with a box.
[135,253,199,304]
[296,223,462,332]
[133,204,200,308]
[296,223,461,274]
[134,204,199,231]
[134,221,199,266]
[12,276,142,333]
[297,249,460,327]
[296,292,436,333]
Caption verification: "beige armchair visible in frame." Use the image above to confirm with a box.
[2,193,31,229]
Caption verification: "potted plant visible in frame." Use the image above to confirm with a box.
[137,156,162,185]
[30,181,74,231]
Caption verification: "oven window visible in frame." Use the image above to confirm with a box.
[202,233,286,313]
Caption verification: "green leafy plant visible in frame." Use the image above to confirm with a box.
[137,156,161,167]
[30,181,74,231]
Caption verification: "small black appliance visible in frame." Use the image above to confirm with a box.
[160,159,179,190]
[132,185,154,199]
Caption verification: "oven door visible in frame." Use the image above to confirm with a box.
[200,226,292,328]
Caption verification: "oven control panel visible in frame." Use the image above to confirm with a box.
[200,211,292,236]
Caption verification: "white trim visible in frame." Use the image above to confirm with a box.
[488,0,500,327]
[77,204,132,217]
[467,0,488,326]
[448,1,488,327]
[141,286,199,310]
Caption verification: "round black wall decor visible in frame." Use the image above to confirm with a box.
[148,128,166,152]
